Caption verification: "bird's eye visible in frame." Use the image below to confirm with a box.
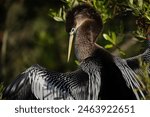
[70,28,76,35]
[71,28,76,32]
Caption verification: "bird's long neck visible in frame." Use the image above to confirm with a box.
[74,25,97,61]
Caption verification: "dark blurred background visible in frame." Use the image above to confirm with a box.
[0,0,79,85]
[0,0,148,86]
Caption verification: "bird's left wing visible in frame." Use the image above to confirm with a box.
[114,56,147,99]
[126,49,150,76]
[2,64,89,100]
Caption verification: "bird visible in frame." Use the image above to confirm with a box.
[2,4,149,100]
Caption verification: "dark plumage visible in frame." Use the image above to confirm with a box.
[2,4,149,100]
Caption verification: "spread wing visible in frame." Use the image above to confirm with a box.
[114,51,149,99]
[2,64,89,100]
[125,49,150,75]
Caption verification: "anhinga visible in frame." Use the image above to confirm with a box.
[2,4,149,100]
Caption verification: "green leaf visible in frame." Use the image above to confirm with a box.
[62,6,66,21]
[93,0,98,9]
[104,44,113,48]
[112,32,116,44]
[119,50,126,56]
[145,15,150,20]
[75,60,80,65]
[138,0,143,8]
[53,17,63,22]
[129,0,133,5]
[48,7,66,22]
[103,34,112,42]
[59,7,62,17]
[103,33,115,44]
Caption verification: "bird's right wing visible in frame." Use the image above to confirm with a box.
[2,64,89,100]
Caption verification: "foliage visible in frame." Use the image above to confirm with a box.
[138,60,150,99]
[0,0,77,85]
[49,0,150,55]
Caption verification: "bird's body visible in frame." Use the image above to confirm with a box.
[2,4,149,100]
[3,47,148,100]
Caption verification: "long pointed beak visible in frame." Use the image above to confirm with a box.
[67,34,74,62]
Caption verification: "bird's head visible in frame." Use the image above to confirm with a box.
[66,4,103,62]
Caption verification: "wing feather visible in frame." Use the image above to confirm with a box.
[114,57,146,99]
[126,49,150,74]
[2,64,89,100]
